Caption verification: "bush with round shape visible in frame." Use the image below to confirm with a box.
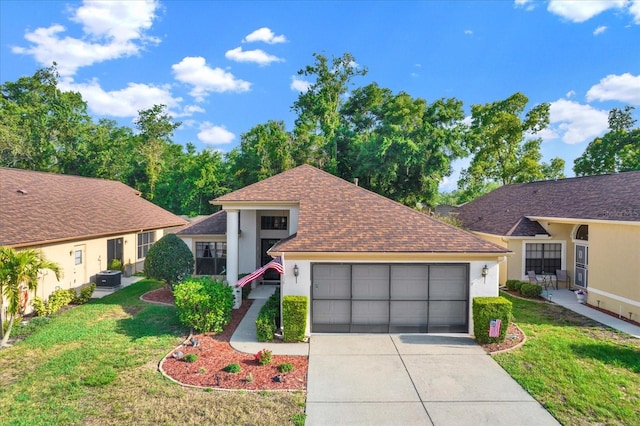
[173,277,234,333]
[144,234,194,289]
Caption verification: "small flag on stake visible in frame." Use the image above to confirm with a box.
[489,319,502,337]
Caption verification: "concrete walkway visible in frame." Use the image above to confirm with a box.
[305,334,559,426]
[541,287,640,338]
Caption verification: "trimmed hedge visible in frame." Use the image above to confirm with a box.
[520,282,543,298]
[473,296,512,344]
[256,289,280,342]
[173,277,234,333]
[282,296,307,342]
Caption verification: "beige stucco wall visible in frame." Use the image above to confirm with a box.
[587,223,640,320]
[4,229,166,316]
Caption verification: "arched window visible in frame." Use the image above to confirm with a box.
[575,225,588,241]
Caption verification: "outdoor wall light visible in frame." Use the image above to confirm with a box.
[293,264,299,283]
[482,265,489,283]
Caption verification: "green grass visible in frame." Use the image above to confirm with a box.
[494,292,640,425]
[0,279,306,425]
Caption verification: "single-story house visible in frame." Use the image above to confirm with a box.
[455,171,640,320]
[195,164,510,335]
[0,167,187,306]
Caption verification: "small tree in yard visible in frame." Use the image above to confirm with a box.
[144,234,194,289]
[0,247,61,347]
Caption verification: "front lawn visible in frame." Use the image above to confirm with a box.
[495,292,640,426]
[0,280,305,425]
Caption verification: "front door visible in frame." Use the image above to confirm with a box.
[261,239,280,283]
[575,244,588,288]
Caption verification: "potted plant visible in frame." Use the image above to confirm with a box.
[576,289,587,304]
[124,259,133,277]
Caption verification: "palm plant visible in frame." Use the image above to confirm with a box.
[0,247,61,347]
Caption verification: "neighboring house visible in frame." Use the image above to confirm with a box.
[0,168,187,305]
[456,171,640,320]
[209,165,510,335]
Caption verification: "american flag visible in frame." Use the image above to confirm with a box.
[236,256,284,288]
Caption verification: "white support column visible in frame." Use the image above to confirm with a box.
[289,207,299,235]
[226,209,241,308]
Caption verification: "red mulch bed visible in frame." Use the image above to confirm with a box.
[145,288,308,391]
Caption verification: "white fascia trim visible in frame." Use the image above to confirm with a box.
[587,287,640,308]
[527,216,640,227]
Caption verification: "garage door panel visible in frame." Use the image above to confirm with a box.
[428,301,467,326]
[429,265,468,299]
[352,301,389,325]
[313,300,350,324]
[390,301,428,325]
[352,265,389,299]
[313,264,351,299]
[390,265,429,299]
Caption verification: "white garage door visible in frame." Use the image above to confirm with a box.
[312,264,469,333]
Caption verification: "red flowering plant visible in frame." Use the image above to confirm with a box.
[254,349,272,365]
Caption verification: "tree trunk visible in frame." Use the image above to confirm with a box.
[0,314,14,347]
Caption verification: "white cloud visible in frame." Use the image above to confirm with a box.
[243,27,287,44]
[632,0,640,23]
[546,99,609,144]
[593,25,607,35]
[225,47,283,66]
[566,90,576,98]
[197,122,235,144]
[172,56,251,101]
[59,77,181,117]
[514,0,536,11]
[586,73,640,105]
[464,29,473,35]
[547,0,627,23]
[290,76,311,92]
[11,0,160,76]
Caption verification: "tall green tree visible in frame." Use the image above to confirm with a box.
[574,106,640,175]
[341,83,467,206]
[0,247,61,346]
[134,104,181,199]
[0,65,92,172]
[458,92,564,199]
[227,120,296,188]
[292,52,367,174]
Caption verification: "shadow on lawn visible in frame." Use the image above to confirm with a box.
[570,342,640,373]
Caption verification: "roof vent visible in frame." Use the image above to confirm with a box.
[17,189,28,195]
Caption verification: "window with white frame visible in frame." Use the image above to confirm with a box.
[195,242,226,275]
[137,231,155,259]
[525,243,562,274]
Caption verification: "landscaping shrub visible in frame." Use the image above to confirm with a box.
[254,349,272,365]
[173,277,234,333]
[68,283,96,305]
[223,363,241,373]
[472,296,512,344]
[505,280,519,291]
[282,296,307,342]
[108,258,123,272]
[520,282,543,298]
[144,234,194,289]
[255,289,280,342]
[183,353,198,363]
[278,363,294,373]
[33,288,74,316]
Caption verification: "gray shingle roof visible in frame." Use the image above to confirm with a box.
[456,171,640,236]
[214,165,509,254]
[1,168,187,247]
[176,210,226,236]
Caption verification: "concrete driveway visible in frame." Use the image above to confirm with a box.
[305,334,559,426]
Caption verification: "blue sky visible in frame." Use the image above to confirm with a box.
[1,0,639,191]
